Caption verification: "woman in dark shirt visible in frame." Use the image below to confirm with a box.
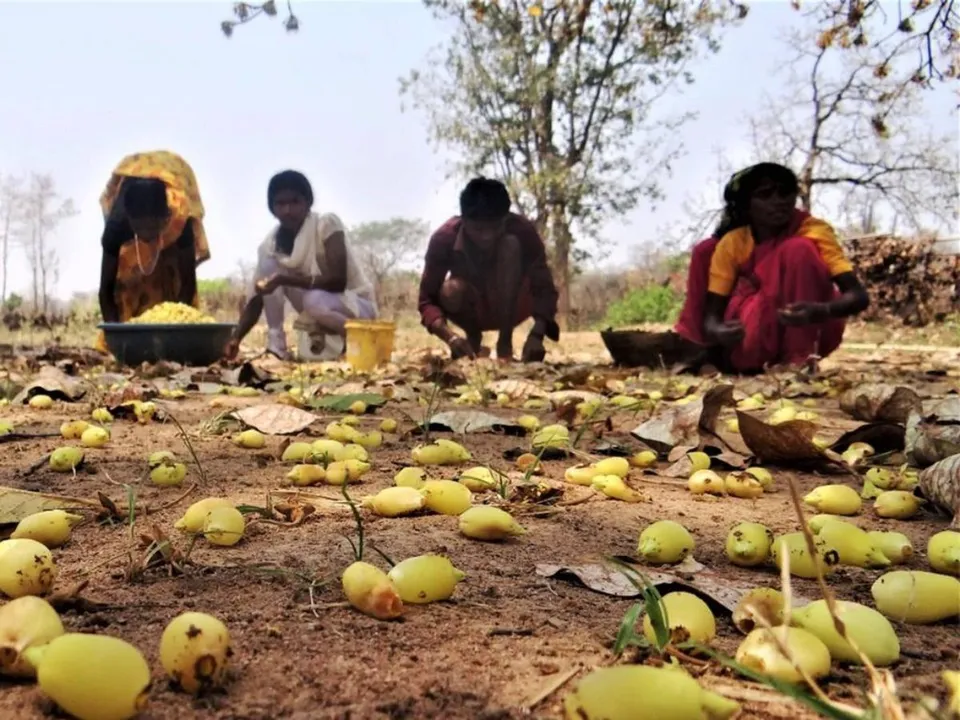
[96,151,211,351]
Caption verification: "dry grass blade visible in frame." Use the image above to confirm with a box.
[160,405,211,486]
[781,471,907,719]
[755,544,850,711]
[520,666,582,713]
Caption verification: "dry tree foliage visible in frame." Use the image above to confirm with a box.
[843,234,960,325]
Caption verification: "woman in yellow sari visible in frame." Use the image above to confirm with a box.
[95,151,211,351]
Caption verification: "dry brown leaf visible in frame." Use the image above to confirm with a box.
[331,381,370,396]
[534,561,780,613]
[381,383,417,403]
[662,455,697,478]
[232,404,318,435]
[548,390,604,407]
[712,451,748,469]
[715,427,752,457]
[13,366,88,404]
[104,383,158,408]
[220,361,277,388]
[736,411,824,465]
[781,381,829,399]
[0,486,95,525]
[171,367,222,385]
[659,449,744,477]
[918,454,960,528]
[487,379,548,400]
[630,385,734,453]
[428,410,522,435]
[107,399,167,422]
[667,445,696,463]
[924,396,960,423]
[251,354,291,376]
[419,356,467,388]
[906,411,960,467]
[839,383,922,423]
[830,422,905,454]
[556,365,593,387]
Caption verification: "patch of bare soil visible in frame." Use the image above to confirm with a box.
[0,347,957,719]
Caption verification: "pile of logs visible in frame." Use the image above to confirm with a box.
[842,235,959,326]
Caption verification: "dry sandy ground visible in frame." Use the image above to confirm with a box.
[0,331,956,719]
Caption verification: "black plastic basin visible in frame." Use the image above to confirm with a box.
[99,323,236,367]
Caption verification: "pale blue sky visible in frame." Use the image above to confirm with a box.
[0,1,955,301]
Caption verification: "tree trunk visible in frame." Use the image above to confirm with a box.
[1,209,9,304]
[549,209,572,330]
[40,265,47,315]
[798,162,814,212]
[31,228,39,312]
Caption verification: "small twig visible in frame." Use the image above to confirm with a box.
[557,494,597,507]
[487,627,534,637]
[521,666,581,714]
[105,483,198,519]
[22,453,51,477]
[162,408,210,486]
[76,549,132,577]
[367,542,396,568]
[299,601,349,612]
[0,431,60,444]
[153,483,198,512]
[782,472,903,717]
[308,578,322,618]
[341,484,364,561]
[99,469,126,487]
[666,645,710,667]
[269,488,351,504]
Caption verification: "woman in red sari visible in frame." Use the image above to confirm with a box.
[674,163,869,372]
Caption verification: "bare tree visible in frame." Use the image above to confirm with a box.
[20,174,77,315]
[800,0,959,87]
[666,149,739,250]
[400,1,747,325]
[0,175,24,306]
[747,20,958,234]
[220,1,299,36]
[350,218,430,301]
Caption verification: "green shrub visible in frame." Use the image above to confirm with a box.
[603,285,683,328]
[197,278,233,295]
[197,278,244,319]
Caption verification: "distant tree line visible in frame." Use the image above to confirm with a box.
[0,173,76,323]
[221,0,958,328]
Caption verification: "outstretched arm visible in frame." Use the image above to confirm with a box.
[175,222,198,305]
[225,295,264,359]
[517,221,559,363]
[98,220,125,323]
[702,292,745,347]
[99,254,120,323]
[418,232,453,339]
[828,272,870,317]
[780,272,870,326]
[225,245,268,358]
[235,295,264,343]
[525,236,560,343]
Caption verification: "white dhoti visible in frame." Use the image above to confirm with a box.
[252,212,377,360]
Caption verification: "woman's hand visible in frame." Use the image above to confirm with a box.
[779,302,830,326]
[223,336,240,360]
[448,335,476,360]
[521,334,546,363]
[706,320,745,347]
[255,273,289,295]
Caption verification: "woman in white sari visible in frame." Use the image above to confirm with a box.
[225,171,377,360]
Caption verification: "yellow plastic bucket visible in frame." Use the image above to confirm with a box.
[345,320,396,371]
